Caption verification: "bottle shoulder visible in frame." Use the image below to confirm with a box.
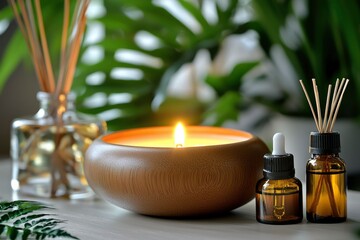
[12,110,106,128]
[307,155,346,172]
[256,177,302,194]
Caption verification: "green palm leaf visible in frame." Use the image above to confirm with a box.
[75,0,242,130]
[1,0,253,129]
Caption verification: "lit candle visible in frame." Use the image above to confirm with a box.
[174,122,185,148]
[85,124,269,217]
[104,123,250,148]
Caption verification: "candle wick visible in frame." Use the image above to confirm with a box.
[176,143,183,148]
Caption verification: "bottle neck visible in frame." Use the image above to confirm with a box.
[36,92,76,118]
[263,172,295,180]
[311,153,340,158]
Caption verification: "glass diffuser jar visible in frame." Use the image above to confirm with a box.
[11,92,106,199]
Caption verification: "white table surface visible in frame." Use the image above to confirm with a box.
[0,158,359,240]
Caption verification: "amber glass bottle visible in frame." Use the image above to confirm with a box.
[306,132,347,223]
[256,133,303,224]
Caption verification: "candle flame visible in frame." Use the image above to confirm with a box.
[174,122,185,148]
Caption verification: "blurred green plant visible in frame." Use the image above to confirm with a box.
[2,0,358,130]
[74,0,254,129]
[204,61,258,126]
[249,0,360,118]
[0,0,255,130]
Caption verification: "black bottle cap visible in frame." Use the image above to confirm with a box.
[309,132,341,154]
[263,153,295,180]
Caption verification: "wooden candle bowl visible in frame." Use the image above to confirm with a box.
[84,127,269,217]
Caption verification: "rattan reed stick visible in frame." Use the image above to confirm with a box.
[330,79,349,131]
[14,0,47,90]
[34,0,55,92]
[321,85,332,133]
[25,0,49,90]
[326,78,346,132]
[56,0,70,98]
[299,80,320,131]
[312,79,322,131]
[62,0,89,94]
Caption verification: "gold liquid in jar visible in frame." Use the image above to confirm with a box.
[11,92,106,199]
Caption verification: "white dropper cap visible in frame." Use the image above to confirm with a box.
[272,132,286,155]
[263,133,294,179]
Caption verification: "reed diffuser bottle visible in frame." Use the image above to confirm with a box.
[256,133,303,224]
[11,92,106,199]
[9,0,106,198]
[300,78,348,223]
[306,132,346,222]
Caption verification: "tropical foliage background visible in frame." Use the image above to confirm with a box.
[0,0,359,131]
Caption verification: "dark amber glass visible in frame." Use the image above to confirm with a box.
[256,178,303,224]
[306,154,347,223]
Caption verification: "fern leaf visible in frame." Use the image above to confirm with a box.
[30,218,57,228]
[39,228,79,240]
[0,201,78,240]
[14,214,51,226]
[0,205,44,223]
[6,225,20,240]
[0,201,38,211]
[35,232,46,240]
[32,219,65,230]
[22,228,31,240]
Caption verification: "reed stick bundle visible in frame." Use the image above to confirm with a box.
[299,78,349,133]
[299,78,349,217]
[8,0,89,98]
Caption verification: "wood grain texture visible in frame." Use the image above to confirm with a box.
[84,130,269,217]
